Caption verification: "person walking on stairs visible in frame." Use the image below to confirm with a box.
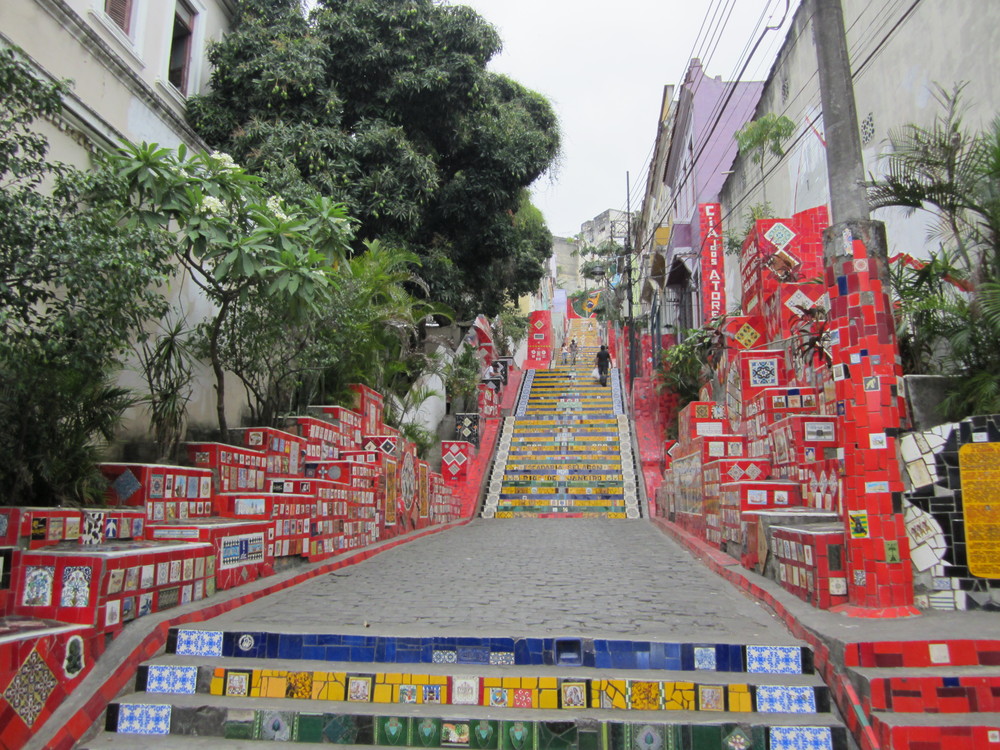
[569,339,578,365]
[595,345,611,387]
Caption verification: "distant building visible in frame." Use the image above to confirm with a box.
[550,235,581,294]
[580,208,631,248]
[633,59,763,357]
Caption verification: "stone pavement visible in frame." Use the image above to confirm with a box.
[197,519,794,643]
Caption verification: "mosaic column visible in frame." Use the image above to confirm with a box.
[823,220,917,613]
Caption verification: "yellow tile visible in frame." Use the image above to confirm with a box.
[521,677,537,689]
[502,677,521,689]
[629,681,661,710]
[315,683,332,701]
[538,677,558,689]
[376,673,386,684]
[210,677,223,695]
[412,674,429,685]
[262,676,286,699]
[373,684,393,703]
[312,675,328,701]
[329,681,345,702]
[483,677,501,688]
[612,692,627,709]
[386,673,402,685]
[538,689,559,710]
[430,676,447,685]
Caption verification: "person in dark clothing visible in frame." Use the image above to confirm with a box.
[595,345,611,386]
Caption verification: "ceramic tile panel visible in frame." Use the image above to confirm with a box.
[175,629,224,657]
[755,685,817,713]
[4,649,57,727]
[21,565,55,607]
[451,676,480,705]
[145,665,198,695]
[116,703,172,735]
[768,726,833,750]
[693,647,716,670]
[746,645,803,674]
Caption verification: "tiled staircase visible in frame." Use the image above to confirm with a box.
[87,628,852,749]
[840,638,1000,748]
[482,321,639,519]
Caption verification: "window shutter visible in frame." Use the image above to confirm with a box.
[105,0,131,34]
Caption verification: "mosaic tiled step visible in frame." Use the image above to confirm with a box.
[138,658,830,715]
[856,667,1000,713]
[101,696,851,748]
[487,366,634,517]
[869,711,1000,750]
[167,629,814,673]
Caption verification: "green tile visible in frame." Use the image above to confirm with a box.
[376,716,410,746]
[295,712,325,743]
[470,720,500,750]
[224,721,254,740]
[538,721,577,750]
[502,721,534,750]
[689,725,721,750]
[413,717,441,748]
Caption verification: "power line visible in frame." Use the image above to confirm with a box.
[699,0,925,258]
[635,0,796,252]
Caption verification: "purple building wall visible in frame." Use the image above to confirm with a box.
[662,59,763,325]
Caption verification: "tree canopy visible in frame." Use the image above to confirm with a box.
[188,0,560,317]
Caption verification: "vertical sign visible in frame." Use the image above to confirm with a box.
[699,203,726,324]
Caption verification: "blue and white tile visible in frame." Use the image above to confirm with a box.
[746,645,802,674]
[489,651,515,665]
[175,630,223,657]
[755,685,816,713]
[432,650,457,664]
[146,665,197,694]
[768,726,833,750]
[693,647,717,671]
[117,703,171,735]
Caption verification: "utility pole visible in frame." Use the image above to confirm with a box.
[812,0,869,223]
[811,0,916,615]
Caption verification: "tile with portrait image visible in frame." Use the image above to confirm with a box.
[697,684,725,711]
[346,674,373,703]
[560,681,587,709]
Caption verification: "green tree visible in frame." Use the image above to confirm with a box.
[0,48,172,505]
[868,84,1000,418]
[104,142,355,439]
[187,0,560,318]
[735,113,795,204]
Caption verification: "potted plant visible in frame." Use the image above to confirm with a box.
[446,346,482,414]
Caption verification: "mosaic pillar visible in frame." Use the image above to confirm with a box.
[441,441,473,484]
[823,220,917,614]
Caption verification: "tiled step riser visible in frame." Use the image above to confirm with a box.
[491,366,632,518]
[869,675,1000,712]
[135,665,831,715]
[106,705,850,749]
[168,631,814,673]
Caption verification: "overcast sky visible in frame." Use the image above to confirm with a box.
[453,0,801,238]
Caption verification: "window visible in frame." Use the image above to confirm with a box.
[104,0,132,34]
[168,2,195,93]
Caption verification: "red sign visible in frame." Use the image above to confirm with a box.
[699,203,726,324]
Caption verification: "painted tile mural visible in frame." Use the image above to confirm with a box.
[901,416,1000,609]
